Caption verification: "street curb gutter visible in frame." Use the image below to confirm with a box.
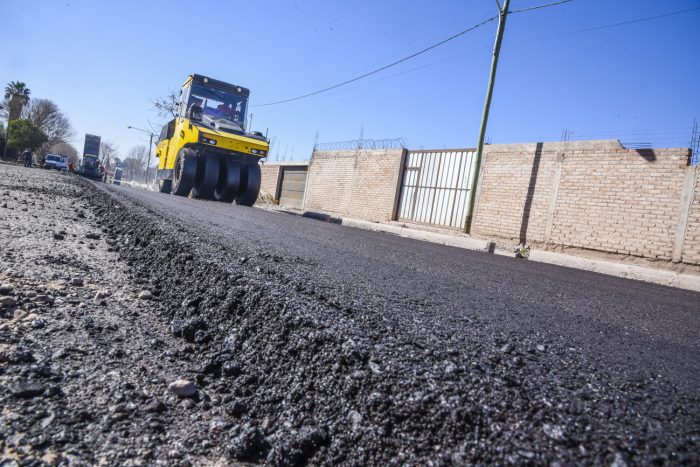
[340,218,700,293]
[341,218,491,251]
[528,250,700,292]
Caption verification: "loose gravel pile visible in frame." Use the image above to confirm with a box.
[1,164,698,465]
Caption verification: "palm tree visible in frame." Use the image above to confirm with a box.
[4,81,31,122]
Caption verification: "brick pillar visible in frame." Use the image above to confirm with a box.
[672,165,698,262]
[544,152,565,246]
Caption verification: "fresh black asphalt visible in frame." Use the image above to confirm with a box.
[4,164,698,465]
[107,183,700,394]
[97,180,700,464]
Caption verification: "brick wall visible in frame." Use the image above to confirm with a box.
[551,149,687,260]
[260,164,280,199]
[472,140,697,264]
[473,144,557,242]
[681,167,700,264]
[304,149,405,222]
[263,141,699,266]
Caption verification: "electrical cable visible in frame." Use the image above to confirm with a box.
[537,6,700,38]
[252,16,498,107]
[252,1,576,107]
[509,0,574,14]
[252,44,492,117]
[252,3,697,109]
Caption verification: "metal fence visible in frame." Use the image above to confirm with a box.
[278,166,308,209]
[396,149,477,230]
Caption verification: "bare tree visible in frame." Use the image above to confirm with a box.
[99,140,119,173]
[151,89,179,119]
[22,99,74,143]
[21,99,74,166]
[22,99,75,165]
[123,145,148,181]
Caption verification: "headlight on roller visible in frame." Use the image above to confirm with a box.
[250,148,267,155]
[199,134,217,145]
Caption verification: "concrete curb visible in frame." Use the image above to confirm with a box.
[341,218,491,252]
[255,205,700,292]
[528,250,700,292]
[340,218,700,293]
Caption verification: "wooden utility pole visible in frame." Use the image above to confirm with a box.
[465,0,510,233]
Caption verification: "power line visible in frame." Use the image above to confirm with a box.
[509,0,573,14]
[318,5,700,105]
[539,6,700,38]
[252,3,697,109]
[253,1,577,108]
[252,16,498,107]
[252,45,491,117]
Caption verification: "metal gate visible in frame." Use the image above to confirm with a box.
[278,166,308,209]
[396,149,477,230]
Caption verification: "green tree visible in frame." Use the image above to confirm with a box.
[4,81,31,122]
[7,119,47,153]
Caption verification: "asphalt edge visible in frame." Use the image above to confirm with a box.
[339,218,700,293]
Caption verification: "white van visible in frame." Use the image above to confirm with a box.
[44,154,68,172]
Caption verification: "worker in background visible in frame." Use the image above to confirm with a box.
[22,148,32,168]
[68,161,75,174]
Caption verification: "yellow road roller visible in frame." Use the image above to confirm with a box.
[155,74,269,205]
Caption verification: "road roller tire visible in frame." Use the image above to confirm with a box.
[172,148,198,197]
[214,158,241,203]
[191,154,220,200]
[235,163,261,207]
[158,179,172,194]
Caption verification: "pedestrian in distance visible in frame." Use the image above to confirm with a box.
[22,148,33,168]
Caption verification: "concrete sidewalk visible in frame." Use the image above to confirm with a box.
[258,204,700,292]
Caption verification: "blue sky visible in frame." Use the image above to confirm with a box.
[2,0,699,162]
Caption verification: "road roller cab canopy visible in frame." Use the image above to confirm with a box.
[182,74,250,133]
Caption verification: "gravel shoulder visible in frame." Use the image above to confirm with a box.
[0,166,234,465]
[1,164,698,466]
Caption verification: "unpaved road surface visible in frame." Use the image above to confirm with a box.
[1,164,698,466]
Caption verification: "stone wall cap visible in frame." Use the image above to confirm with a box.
[261,160,310,167]
[484,140,626,153]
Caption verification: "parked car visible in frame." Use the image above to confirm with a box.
[43,154,68,171]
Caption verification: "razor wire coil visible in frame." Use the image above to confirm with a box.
[314,137,408,151]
